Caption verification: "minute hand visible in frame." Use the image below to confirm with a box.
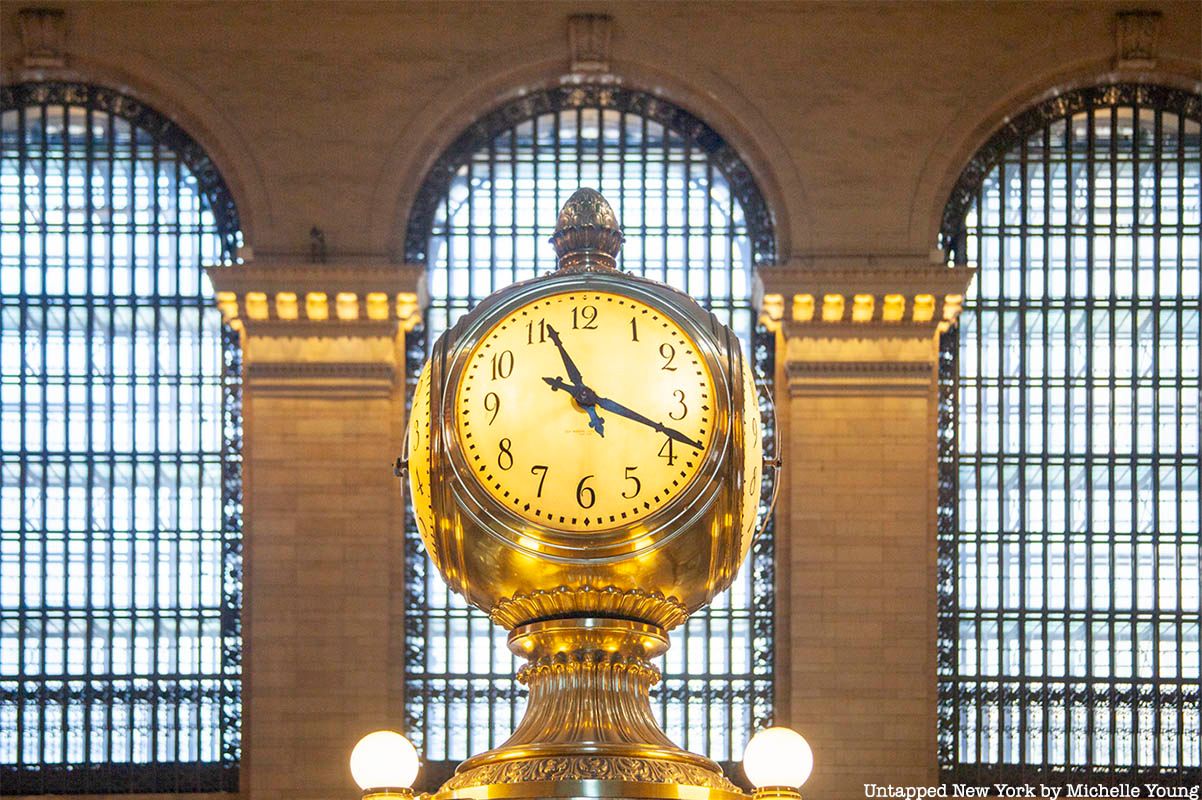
[593,395,703,450]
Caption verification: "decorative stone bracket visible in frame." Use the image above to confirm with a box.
[756,258,975,396]
[17,8,67,69]
[568,14,613,74]
[205,259,423,397]
[1115,10,1162,71]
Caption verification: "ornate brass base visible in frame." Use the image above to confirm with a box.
[433,618,743,800]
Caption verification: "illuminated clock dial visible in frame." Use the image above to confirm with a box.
[407,363,435,541]
[454,290,715,533]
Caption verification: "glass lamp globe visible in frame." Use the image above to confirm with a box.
[349,730,419,791]
[742,726,814,789]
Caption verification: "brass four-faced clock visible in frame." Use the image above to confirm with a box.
[402,188,775,799]
[405,188,768,617]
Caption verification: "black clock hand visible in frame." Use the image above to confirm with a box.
[592,394,704,450]
[545,324,586,388]
[541,376,606,437]
[543,377,701,449]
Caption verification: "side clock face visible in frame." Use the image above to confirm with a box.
[454,290,716,533]
[407,363,435,541]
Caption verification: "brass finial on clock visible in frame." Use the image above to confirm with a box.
[549,187,624,271]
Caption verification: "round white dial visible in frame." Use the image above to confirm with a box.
[454,290,716,533]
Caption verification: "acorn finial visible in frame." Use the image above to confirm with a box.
[550,188,624,272]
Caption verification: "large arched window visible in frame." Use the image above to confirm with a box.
[403,84,777,786]
[938,84,1200,785]
[0,83,242,793]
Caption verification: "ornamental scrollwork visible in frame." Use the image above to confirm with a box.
[440,755,741,791]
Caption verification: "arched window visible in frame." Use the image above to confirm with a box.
[938,84,1201,785]
[0,83,242,793]
[403,84,776,786]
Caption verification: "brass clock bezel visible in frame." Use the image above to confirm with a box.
[432,270,737,562]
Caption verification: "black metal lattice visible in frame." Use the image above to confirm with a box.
[402,85,777,789]
[0,83,242,794]
[937,84,1201,786]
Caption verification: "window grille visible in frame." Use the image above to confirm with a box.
[938,84,1201,785]
[0,83,242,794]
[403,84,776,789]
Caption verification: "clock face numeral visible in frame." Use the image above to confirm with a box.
[658,437,676,466]
[622,466,641,499]
[531,464,549,496]
[572,305,598,330]
[484,392,500,424]
[492,350,514,379]
[669,389,687,421]
[659,342,677,371]
[575,475,596,508]
[455,290,715,533]
[527,318,547,344]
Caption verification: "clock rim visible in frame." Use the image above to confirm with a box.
[433,271,737,560]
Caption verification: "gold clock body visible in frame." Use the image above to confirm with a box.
[402,188,774,799]
[407,268,763,629]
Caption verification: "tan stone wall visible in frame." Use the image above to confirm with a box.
[782,382,940,795]
[1,2,1199,800]
[1,1,1198,261]
[239,390,408,800]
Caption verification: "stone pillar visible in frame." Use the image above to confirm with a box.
[206,259,423,800]
[759,259,973,799]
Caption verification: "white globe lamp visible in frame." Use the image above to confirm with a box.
[349,730,419,798]
[742,726,814,799]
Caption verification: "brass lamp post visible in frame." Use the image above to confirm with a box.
[396,188,788,800]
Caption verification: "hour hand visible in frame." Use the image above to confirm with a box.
[593,395,703,450]
[545,324,585,387]
[542,376,605,437]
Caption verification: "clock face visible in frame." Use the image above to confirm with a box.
[407,363,435,541]
[453,290,716,533]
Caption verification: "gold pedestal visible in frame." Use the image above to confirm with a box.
[436,618,743,800]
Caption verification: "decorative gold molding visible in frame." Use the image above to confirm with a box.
[17,8,66,69]
[1116,11,1162,70]
[206,259,423,332]
[757,259,970,396]
[757,259,974,337]
[206,258,423,396]
[567,14,613,73]
[490,586,688,630]
[442,755,740,793]
[516,649,663,685]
